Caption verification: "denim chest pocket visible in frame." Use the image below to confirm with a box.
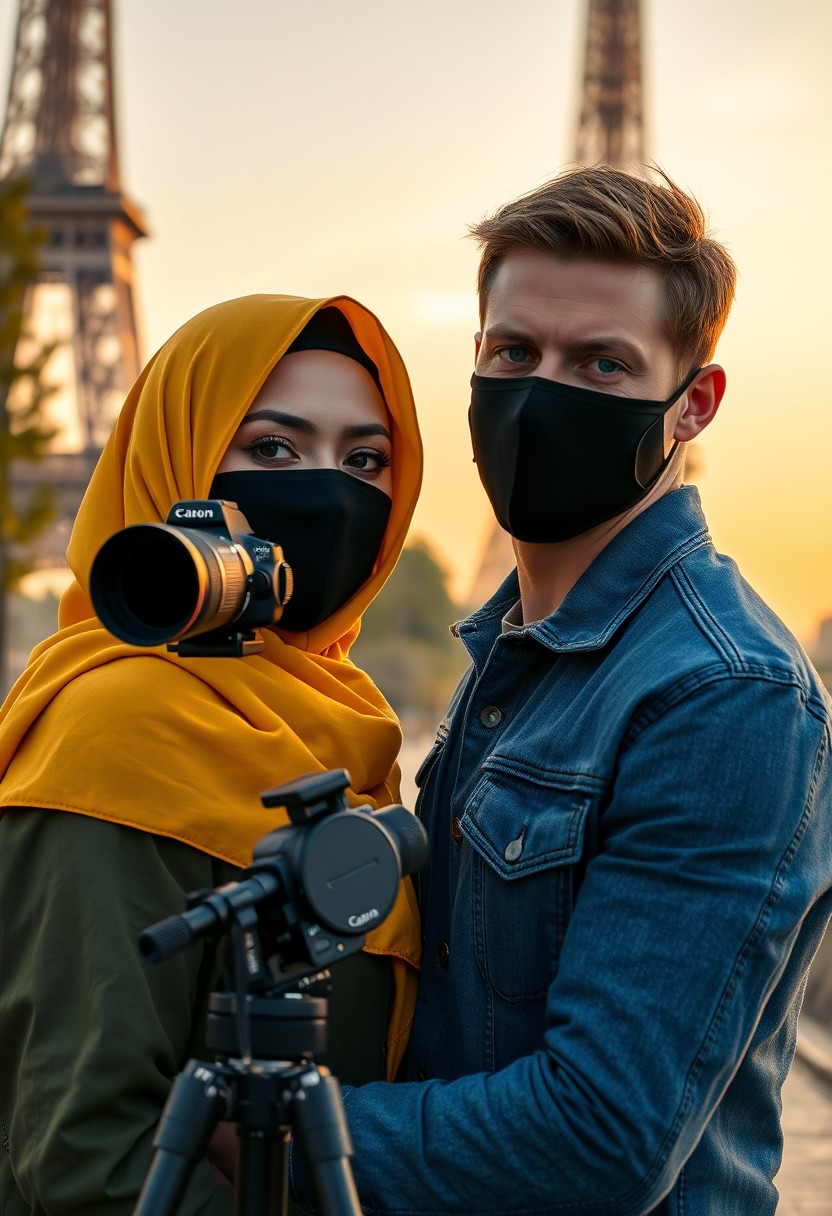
[462,766,593,1002]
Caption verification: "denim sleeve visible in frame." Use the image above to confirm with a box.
[306,675,831,1215]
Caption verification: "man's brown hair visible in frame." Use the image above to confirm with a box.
[470,165,737,373]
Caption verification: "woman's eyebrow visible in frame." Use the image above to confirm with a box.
[240,412,390,442]
[242,409,316,432]
[342,423,392,441]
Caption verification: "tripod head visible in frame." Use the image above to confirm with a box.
[141,767,426,1029]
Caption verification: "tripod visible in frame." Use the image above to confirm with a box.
[134,961,362,1216]
[132,769,428,1216]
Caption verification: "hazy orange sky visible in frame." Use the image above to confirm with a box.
[2,0,831,644]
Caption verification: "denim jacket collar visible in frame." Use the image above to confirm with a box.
[459,485,711,658]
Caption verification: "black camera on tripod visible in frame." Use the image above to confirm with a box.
[134,768,428,1216]
[140,767,428,993]
[90,499,293,657]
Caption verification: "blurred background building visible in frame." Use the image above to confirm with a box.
[0,0,145,687]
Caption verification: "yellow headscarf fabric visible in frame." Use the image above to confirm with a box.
[0,294,423,1077]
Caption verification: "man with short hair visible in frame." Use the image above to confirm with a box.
[299,167,832,1214]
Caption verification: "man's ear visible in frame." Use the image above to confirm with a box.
[474,332,482,362]
[674,364,726,441]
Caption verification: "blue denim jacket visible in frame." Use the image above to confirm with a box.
[330,487,832,1215]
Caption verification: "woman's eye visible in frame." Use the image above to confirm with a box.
[345,448,392,477]
[246,436,294,462]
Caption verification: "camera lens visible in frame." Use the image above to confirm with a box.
[91,523,247,646]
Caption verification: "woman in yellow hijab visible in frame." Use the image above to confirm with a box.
[0,294,422,1215]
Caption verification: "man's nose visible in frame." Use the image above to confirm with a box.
[534,353,566,382]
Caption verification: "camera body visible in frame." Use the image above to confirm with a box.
[140,769,429,993]
[90,499,293,657]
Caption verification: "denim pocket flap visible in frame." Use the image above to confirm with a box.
[463,768,591,881]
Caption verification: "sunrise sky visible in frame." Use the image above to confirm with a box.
[1,0,831,644]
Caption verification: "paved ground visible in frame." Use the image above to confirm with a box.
[776,1050,832,1214]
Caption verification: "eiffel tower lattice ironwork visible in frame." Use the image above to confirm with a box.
[1,0,147,571]
[467,0,647,610]
[574,0,645,171]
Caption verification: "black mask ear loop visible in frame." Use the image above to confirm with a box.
[634,367,702,488]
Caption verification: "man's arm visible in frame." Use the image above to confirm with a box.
[0,810,234,1215]
[313,675,831,1215]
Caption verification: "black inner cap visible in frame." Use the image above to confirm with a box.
[285,307,381,390]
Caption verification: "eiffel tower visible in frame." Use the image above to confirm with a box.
[573,0,645,168]
[0,0,147,573]
[467,0,646,609]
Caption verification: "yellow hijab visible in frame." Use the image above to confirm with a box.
[0,294,423,1077]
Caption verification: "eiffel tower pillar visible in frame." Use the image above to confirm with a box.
[574,0,645,170]
[1,0,147,576]
[467,0,647,607]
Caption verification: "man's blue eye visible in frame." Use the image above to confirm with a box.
[597,358,620,374]
[506,348,528,363]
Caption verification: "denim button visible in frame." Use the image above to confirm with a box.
[504,832,525,862]
[480,705,503,728]
[437,941,450,968]
[451,816,462,843]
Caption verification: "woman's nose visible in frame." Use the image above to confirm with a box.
[303,442,341,470]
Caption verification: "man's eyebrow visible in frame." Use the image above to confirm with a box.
[570,337,649,368]
[483,325,538,345]
[484,325,649,367]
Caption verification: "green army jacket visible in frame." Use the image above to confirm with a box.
[0,809,392,1215]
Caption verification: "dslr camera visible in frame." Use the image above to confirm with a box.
[90,499,293,657]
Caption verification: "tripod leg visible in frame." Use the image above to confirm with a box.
[133,1060,227,1216]
[290,1070,361,1216]
[233,1124,288,1216]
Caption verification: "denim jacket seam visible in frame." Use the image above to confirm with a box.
[669,566,826,725]
[670,564,744,667]
[479,756,606,793]
[801,722,830,845]
[626,665,813,743]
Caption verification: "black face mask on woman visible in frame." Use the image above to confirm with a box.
[468,370,699,543]
[210,468,391,631]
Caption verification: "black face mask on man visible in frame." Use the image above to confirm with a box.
[468,370,699,543]
[209,468,391,632]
